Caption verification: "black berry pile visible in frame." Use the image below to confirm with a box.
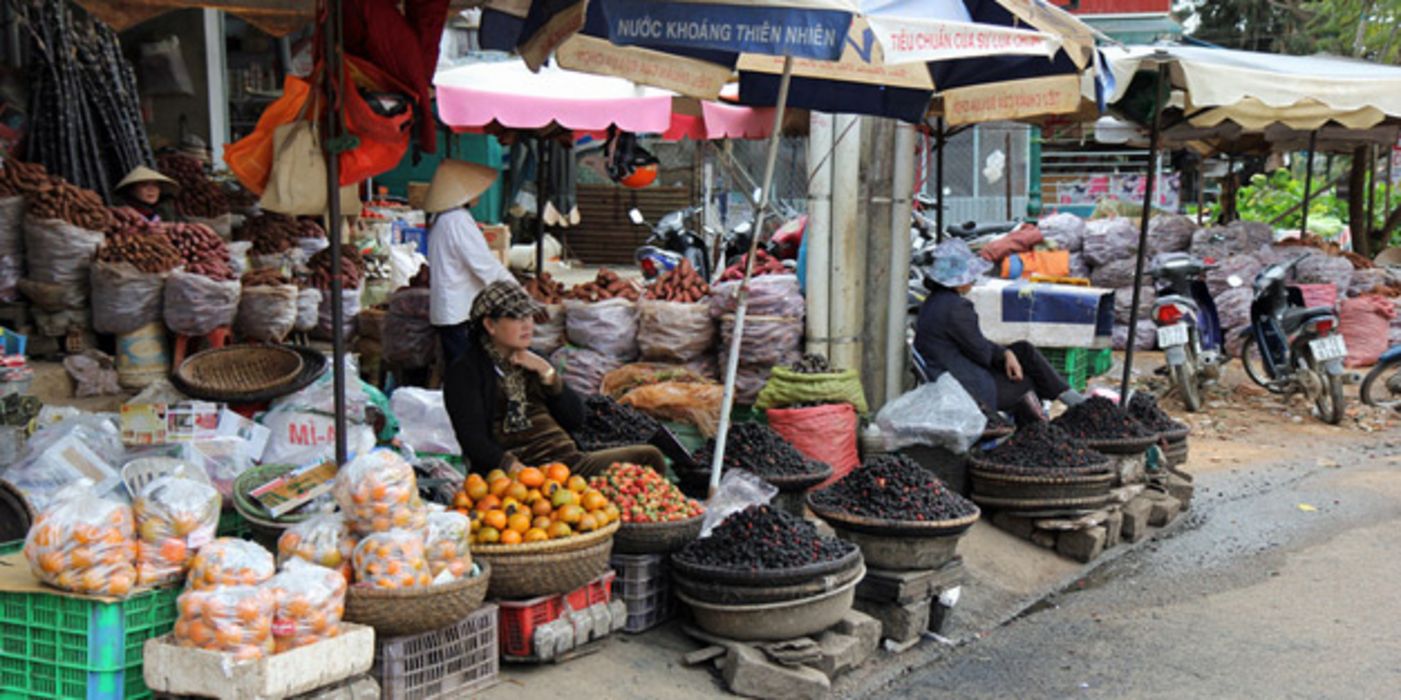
[1125,393,1187,434]
[693,422,828,479]
[1051,396,1153,440]
[572,395,661,451]
[982,421,1109,473]
[811,455,977,522]
[790,354,834,374]
[674,505,855,572]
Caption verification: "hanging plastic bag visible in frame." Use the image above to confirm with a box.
[382,287,435,369]
[874,374,987,454]
[637,299,715,362]
[699,469,777,538]
[765,404,859,488]
[133,475,221,586]
[164,271,240,336]
[332,449,428,536]
[236,284,298,342]
[187,537,277,590]
[174,584,275,661]
[531,303,567,357]
[23,484,138,597]
[277,512,358,582]
[389,388,461,455]
[720,315,803,367]
[564,298,639,359]
[424,511,472,579]
[352,529,433,589]
[90,260,166,336]
[266,559,347,652]
[754,365,869,413]
[551,345,624,396]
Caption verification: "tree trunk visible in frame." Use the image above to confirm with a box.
[1350,146,1371,257]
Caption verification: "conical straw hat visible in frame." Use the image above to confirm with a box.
[422,160,498,214]
[115,165,179,196]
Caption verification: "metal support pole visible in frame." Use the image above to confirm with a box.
[535,138,546,275]
[1120,61,1169,401]
[935,118,946,239]
[324,0,347,466]
[1005,131,1013,220]
[1301,131,1318,237]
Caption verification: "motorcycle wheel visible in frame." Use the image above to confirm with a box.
[1359,357,1401,409]
[1240,335,1286,395]
[1312,363,1346,425]
[1174,350,1203,412]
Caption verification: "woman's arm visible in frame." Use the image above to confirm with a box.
[443,356,511,473]
[949,298,1005,369]
[543,379,586,432]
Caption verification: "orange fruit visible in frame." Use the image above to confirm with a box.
[551,489,577,508]
[486,469,508,484]
[507,512,532,534]
[476,526,500,544]
[489,478,512,498]
[501,498,523,516]
[532,516,552,530]
[577,514,598,533]
[546,522,573,539]
[582,491,609,512]
[465,479,489,501]
[506,481,530,503]
[483,510,508,531]
[453,492,472,509]
[525,489,543,504]
[588,509,608,527]
[474,495,501,513]
[557,504,584,525]
[545,463,571,484]
[517,467,546,488]
[499,530,523,545]
[603,504,621,524]
[567,476,589,493]
[524,528,549,543]
[531,499,553,517]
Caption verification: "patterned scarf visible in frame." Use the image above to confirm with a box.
[481,335,532,434]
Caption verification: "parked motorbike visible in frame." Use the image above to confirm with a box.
[631,206,710,281]
[1149,253,1226,412]
[1360,344,1401,411]
[1236,256,1350,424]
[721,215,806,271]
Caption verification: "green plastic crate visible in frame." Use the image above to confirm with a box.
[0,585,180,699]
[0,540,20,556]
[216,510,253,540]
[1090,348,1114,378]
[1039,347,1090,392]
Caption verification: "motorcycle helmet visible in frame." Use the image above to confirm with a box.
[607,130,659,189]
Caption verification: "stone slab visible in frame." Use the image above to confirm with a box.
[1056,525,1107,563]
[856,557,965,605]
[723,644,831,700]
[853,597,932,644]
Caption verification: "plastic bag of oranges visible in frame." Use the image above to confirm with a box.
[277,513,357,582]
[351,529,432,589]
[266,560,347,653]
[174,584,275,661]
[187,538,276,591]
[133,476,222,586]
[424,511,472,579]
[332,450,427,536]
[23,485,137,597]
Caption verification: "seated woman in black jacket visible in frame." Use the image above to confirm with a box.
[443,281,666,477]
[913,239,1085,424]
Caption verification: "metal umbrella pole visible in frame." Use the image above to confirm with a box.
[535,137,547,275]
[1119,61,1168,402]
[1300,130,1318,238]
[708,55,795,496]
[935,117,946,240]
[323,0,348,466]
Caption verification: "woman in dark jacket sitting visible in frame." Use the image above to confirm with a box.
[443,280,666,476]
[913,239,1084,424]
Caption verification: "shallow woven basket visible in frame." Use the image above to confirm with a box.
[613,514,705,555]
[0,479,34,544]
[175,345,304,399]
[969,459,1116,501]
[671,555,866,606]
[232,463,318,550]
[969,492,1114,512]
[1159,427,1190,443]
[344,561,491,638]
[1081,434,1158,455]
[472,521,618,599]
[671,543,862,588]
[806,496,981,537]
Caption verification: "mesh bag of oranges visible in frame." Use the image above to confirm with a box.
[174,584,275,661]
[187,538,276,591]
[424,511,472,579]
[266,560,347,653]
[277,512,358,582]
[23,485,138,597]
[351,529,433,589]
[332,449,428,536]
[133,476,222,586]
[452,462,620,546]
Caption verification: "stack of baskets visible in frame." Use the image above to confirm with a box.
[806,496,979,572]
[472,521,620,600]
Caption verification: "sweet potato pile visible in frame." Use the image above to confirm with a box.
[523,271,565,304]
[567,268,639,302]
[643,259,709,303]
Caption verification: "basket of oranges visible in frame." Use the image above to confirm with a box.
[453,462,620,599]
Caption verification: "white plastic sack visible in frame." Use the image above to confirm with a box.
[1296,255,1353,291]
[21,215,104,311]
[164,271,240,336]
[1067,253,1090,279]
[295,288,322,332]
[874,374,987,454]
[564,298,638,359]
[91,260,167,336]
[720,315,803,367]
[236,284,299,342]
[1147,214,1197,257]
[699,469,777,538]
[551,345,624,396]
[1113,285,1154,325]
[314,287,361,341]
[260,357,373,465]
[389,388,461,455]
[388,243,426,290]
[638,300,714,362]
[1091,259,1138,289]
[228,241,253,277]
[1039,212,1086,253]
[1207,255,1263,297]
[709,274,805,318]
[0,195,23,301]
[1082,218,1139,268]
[531,303,566,357]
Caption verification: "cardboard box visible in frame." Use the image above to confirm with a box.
[120,401,222,445]
[407,181,431,211]
[143,625,375,700]
[482,223,511,254]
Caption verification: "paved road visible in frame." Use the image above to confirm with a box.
[879,437,1401,700]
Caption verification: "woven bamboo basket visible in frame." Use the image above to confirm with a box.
[472,521,618,599]
[231,464,318,550]
[176,345,303,396]
[968,459,1116,501]
[1081,434,1158,455]
[671,543,862,587]
[806,496,981,537]
[344,561,491,637]
[613,514,704,555]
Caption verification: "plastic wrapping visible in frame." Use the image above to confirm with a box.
[1113,286,1154,325]
[332,449,428,536]
[352,529,433,589]
[3,414,123,509]
[382,288,435,369]
[228,241,253,277]
[314,288,360,341]
[424,511,472,579]
[1215,287,1254,331]
[709,274,805,318]
[734,355,799,406]
[1190,222,1273,260]
[266,560,347,653]
[174,584,275,661]
[766,404,859,488]
[164,271,240,336]
[187,537,276,590]
[1038,212,1086,252]
[1147,215,1197,257]
[1206,255,1263,297]
[236,284,299,342]
[23,486,137,596]
[1340,295,1396,368]
[1067,253,1090,279]
[698,469,777,538]
[90,260,166,336]
[754,365,869,413]
[260,357,371,465]
[551,345,624,396]
[874,374,987,454]
[0,195,24,301]
[531,303,566,357]
[1082,218,1140,268]
[1091,259,1138,290]
[618,381,724,437]
[1296,255,1353,291]
[389,388,461,455]
[720,315,804,367]
[637,299,715,362]
[133,475,220,586]
[564,298,639,359]
[63,351,122,397]
[277,512,358,581]
[294,287,323,332]
[600,363,712,400]
[21,215,104,311]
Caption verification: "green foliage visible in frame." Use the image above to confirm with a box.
[1236,168,1401,239]
[1179,0,1401,64]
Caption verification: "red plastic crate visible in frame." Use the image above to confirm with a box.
[497,572,615,658]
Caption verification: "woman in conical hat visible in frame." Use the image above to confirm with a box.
[113,165,179,223]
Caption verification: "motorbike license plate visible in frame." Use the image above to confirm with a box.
[1157,323,1189,347]
[1309,335,1347,362]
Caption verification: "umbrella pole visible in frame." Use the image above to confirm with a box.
[325,0,347,466]
[708,55,794,497]
[1300,130,1318,238]
[936,118,946,241]
[1120,63,1168,402]
[536,138,547,275]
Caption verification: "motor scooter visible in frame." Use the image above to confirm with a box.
[1149,253,1226,412]
[1237,255,1351,424]
[631,206,709,280]
[1360,344,1401,411]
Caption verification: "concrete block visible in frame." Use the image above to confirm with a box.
[853,597,932,644]
[1166,473,1195,510]
[723,644,831,700]
[991,511,1036,539]
[684,646,726,666]
[1121,497,1154,543]
[856,558,964,604]
[1035,510,1109,531]
[834,610,881,661]
[813,631,863,677]
[1056,526,1106,563]
[1104,508,1124,549]
[1030,529,1058,549]
[1148,495,1182,527]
